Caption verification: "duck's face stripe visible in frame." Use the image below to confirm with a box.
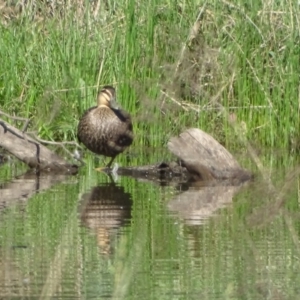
[97,86,116,107]
[101,86,116,99]
[101,89,112,102]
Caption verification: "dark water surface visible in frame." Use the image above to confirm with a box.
[0,157,299,299]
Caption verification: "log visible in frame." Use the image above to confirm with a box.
[0,119,251,184]
[0,118,78,174]
[112,128,252,185]
[115,128,253,184]
[168,128,252,182]
[116,162,189,185]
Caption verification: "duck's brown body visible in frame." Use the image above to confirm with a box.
[77,86,133,167]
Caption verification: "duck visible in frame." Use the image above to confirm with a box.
[77,86,133,168]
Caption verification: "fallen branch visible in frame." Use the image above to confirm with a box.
[0,109,31,132]
[0,118,78,174]
[29,133,85,166]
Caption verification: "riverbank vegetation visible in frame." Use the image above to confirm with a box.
[0,0,299,155]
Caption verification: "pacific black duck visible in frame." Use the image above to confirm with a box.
[77,86,133,168]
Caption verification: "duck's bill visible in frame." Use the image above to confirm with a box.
[110,98,120,110]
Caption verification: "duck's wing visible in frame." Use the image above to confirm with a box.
[112,108,132,123]
[77,106,97,144]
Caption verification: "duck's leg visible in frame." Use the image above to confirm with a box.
[94,156,116,172]
[106,156,116,169]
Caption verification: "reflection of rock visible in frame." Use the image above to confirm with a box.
[168,184,240,225]
[80,183,132,254]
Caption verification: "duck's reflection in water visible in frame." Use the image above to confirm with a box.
[80,182,132,255]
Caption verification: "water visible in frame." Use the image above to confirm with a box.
[0,157,299,299]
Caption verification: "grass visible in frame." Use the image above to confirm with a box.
[0,0,299,157]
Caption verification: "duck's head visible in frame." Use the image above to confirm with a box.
[97,86,119,110]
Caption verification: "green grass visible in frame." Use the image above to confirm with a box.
[0,0,299,155]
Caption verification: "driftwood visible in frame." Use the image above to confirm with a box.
[0,118,78,174]
[116,128,252,185]
[116,162,189,186]
[168,128,252,183]
[0,118,252,184]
